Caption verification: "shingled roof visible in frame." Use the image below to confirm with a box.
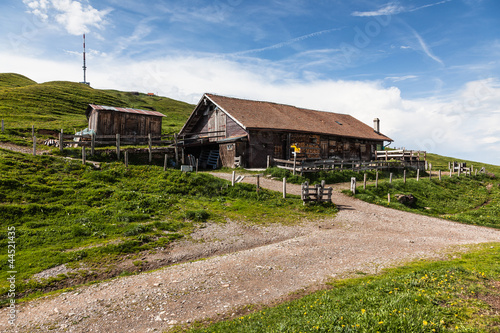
[86,104,166,118]
[202,94,392,142]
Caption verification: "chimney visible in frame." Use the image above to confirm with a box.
[373,118,380,133]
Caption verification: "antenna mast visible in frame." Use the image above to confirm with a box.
[81,34,90,86]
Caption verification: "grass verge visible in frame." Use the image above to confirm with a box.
[344,174,500,229]
[187,243,500,333]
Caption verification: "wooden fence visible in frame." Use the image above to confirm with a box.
[375,149,426,161]
[301,181,333,203]
[274,158,422,175]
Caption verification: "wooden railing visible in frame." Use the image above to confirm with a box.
[275,158,405,174]
[376,150,426,161]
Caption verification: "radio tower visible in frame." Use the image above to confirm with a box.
[81,34,90,86]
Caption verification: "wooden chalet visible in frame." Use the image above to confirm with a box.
[178,94,392,169]
[86,104,166,136]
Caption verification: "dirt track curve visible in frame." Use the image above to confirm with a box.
[2,172,500,333]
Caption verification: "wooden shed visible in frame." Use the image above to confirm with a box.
[85,104,166,136]
[178,94,393,169]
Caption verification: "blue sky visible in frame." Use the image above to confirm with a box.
[1,0,499,165]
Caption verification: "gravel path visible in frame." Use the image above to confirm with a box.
[2,172,500,333]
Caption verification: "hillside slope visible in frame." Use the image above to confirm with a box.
[0,73,36,88]
[0,73,194,134]
[426,153,500,175]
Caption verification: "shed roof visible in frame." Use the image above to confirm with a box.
[86,104,166,118]
[201,94,392,142]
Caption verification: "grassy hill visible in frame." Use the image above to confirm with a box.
[426,153,500,175]
[0,73,194,138]
[0,73,37,88]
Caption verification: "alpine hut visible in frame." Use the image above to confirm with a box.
[178,94,392,169]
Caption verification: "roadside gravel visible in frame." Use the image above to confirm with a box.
[2,172,499,333]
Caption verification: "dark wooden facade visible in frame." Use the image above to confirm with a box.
[179,94,392,169]
[86,104,165,136]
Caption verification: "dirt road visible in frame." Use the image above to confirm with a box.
[2,173,499,332]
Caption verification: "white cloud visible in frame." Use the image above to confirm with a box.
[232,28,343,56]
[22,0,111,35]
[385,75,418,82]
[352,0,452,17]
[411,29,444,65]
[1,51,499,165]
[352,3,403,17]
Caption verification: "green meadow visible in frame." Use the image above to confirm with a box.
[348,174,500,229]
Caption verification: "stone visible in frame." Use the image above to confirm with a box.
[395,194,417,206]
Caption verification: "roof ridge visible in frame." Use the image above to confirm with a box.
[204,93,351,116]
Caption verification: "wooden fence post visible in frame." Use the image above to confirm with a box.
[387,193,391,203]
[59,129,64,153]
[196,158,199,174]
[82,146,86,164]
[125,151,129,168]
[417,169,420,181]
[232,171,236,186]
[174,133,179,164]
[439,170,442,181]
[403,170,406,184]
[267,155,270,169]
[293,153,297,176]
[164,154,168,171]
[256,174,260,192]
[301,181,308,202]
[116,134,120,160]
[316,185,322,203]
[350,177,356,194]
[91,133,95,156]
[389,172,393,184]
[375,171,379,188]
[363,173,367,190]
[283,177,286,199]
[32,125,35,138]
[32,136,36,156]
[148,133,152,163]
